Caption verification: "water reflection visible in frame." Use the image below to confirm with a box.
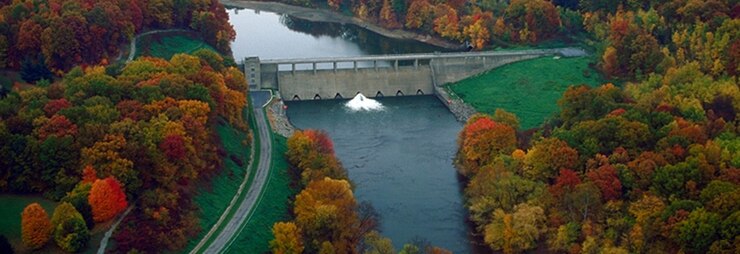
[279,15,445,55]
[226,6,476,253]
[227,7,445,62]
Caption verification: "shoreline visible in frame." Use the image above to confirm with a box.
[220,0,463,50]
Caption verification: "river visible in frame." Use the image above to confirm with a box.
[227,7,474,253]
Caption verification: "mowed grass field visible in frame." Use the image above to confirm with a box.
[226,135,295,254]
[135,34,217,60]
[0,195,57,244]
[447,56,606,129]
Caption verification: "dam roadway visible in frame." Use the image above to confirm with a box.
[245,47,587,100]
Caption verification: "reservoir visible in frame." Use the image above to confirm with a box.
[227,7,473,252]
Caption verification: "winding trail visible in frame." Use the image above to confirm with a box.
[96,205,134,254]
[191,91,274,254]
[124,29,190,63]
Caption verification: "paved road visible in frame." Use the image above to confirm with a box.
[194,91,273,254]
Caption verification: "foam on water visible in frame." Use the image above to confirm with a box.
[345,93,384,111]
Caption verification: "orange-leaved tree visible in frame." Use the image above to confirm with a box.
[270,221,304,254]
[457,114,517,176]
[21,203,52,250]
[88,177,128,222]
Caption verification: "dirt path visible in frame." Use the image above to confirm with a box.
[220,0,463,50]
[122,29,191,63]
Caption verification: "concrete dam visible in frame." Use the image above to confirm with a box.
[243,48,586,100]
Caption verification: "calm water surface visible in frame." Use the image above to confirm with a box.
[227,8,474,253]
[286,97,470,252]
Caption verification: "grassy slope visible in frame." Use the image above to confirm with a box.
[447,56,606,129]
[183,110,255,253]
[136,34,216,60]
[225,135,294,254]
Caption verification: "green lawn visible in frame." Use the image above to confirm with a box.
[225,135,295,254]
[136,34,216,60]
[0,195,58,249]
[447,56,606,129]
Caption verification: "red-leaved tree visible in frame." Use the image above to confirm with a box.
[160,134,186,161]
[88,177,128,222]
[586,164,622,201]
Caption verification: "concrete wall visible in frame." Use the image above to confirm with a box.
[278,66,433,100]
[255,48,580,100]
[431,54,545,85]
[260,63,279,90]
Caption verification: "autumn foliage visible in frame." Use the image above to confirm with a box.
[21,203,52,250]
[0,0,235,74]
[51,202,89,252]
[280,130,390,253]
[457,114,517,176]
[459,54,737,254]
[89,177,128,222]
[287,129,346,185]
[270,222,304,254]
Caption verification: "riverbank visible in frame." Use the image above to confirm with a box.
[220,0,463,50]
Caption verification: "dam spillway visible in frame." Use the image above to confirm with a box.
[244,48,586,100]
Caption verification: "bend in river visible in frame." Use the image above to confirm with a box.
[227,7,474,252]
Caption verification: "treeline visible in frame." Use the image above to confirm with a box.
[0,0,235,78]
[455,1,739,252]
[458,82,738,253]
[274,130,453,254]
[272,0,565,49]
[0,49,249,252]
[20,176,127,252]
[584,0,738,81]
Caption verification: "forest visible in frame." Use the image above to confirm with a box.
[1,52,249,252]
[0,0,235,82]
[0,0,737,253]
[0,0,247,252]
[265,0,739,253]
[446,0,739,253]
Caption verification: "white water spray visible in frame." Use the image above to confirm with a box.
[345,93,384,112]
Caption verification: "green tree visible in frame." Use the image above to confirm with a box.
[676,209,721,253]
[699,180,737,204]
[51,202,89,252]
[61,183,95,229]
[564,182,602,221]
[523,138,578,181]
[652,159,701,199]
[467,170,545,225]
